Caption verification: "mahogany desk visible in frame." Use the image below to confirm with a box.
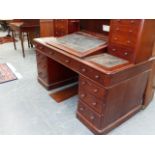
[34,31,153,134]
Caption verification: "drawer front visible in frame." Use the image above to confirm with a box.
[108,44,134,61]
[78,64,105,85]
[79,76,106,99]
[110,21,140,48]
[79,88,106,114]
[110,32,137,48]
[111,19,141,27]
[44,47,105,85]
[78,101,102,129]
[36,43,105,85]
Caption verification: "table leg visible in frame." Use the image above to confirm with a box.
[27,32,30,48]
[19,32,25,58]
[12,31,16,50]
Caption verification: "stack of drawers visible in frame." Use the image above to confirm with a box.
[77,76,107,130]
[36,51,49,83]
[109,19,142,62]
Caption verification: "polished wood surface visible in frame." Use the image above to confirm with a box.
[49,84,78,103]
[40,19,80,37]
[109,20,155,63]
[34,19,155,134]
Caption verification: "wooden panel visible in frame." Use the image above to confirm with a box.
[40,19,54,37]
[143,59,155,107]
[49,84,78,103]
[54,19,68,37]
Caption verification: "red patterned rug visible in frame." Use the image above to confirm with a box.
[0,64,17,84]
[0,36,14,44]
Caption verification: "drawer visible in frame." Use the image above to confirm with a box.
[79,88,106,114]
[78,64,105,85]
[110,24,139,37]
[36,44,105,85]
[108,44,134,61]
[110,33,136,48]
[111,19,141,27]
[79,76,106,99]
[77,101,102,129]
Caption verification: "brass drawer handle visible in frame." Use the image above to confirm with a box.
[80,107,84,111]
[90,115,95,120]
[80,94,86,98]
[39,46,43,50]
[129,30,133,33]
[93,89,98,93]
[81,68,86,72]
[65,59,70,63]
[114,37,118,41]
[127,40,131,44]
[92,102,97,106]
[130,20,135,23]
[112,48,116,52]
[95,75,100,79]
[49,51,54,55]
[124,52,128,56]
[116,27,120,31]
[81,81,86,85]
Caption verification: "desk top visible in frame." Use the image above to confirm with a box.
[46,31,108,58]
[48,32,106,52]
[34,36,133,75]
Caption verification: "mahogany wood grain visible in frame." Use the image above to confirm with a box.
[49,84,78,103]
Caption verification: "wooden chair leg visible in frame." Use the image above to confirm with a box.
[12,31,17,50]
[19,32,25,58]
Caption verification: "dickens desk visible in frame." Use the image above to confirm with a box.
[34,20,155,134]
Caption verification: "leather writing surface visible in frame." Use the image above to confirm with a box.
[49,32,107,52]
[85,53,129,68]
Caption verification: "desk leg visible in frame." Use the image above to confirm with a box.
[19,32,25,58]
[12,31,16,50]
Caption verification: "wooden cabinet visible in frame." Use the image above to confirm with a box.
[109,19,155,63]
[40,19,80,37]
[40,19,54,37]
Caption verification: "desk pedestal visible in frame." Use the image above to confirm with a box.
[36,51,78,90]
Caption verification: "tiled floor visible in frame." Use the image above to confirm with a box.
[0,31,155,135]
